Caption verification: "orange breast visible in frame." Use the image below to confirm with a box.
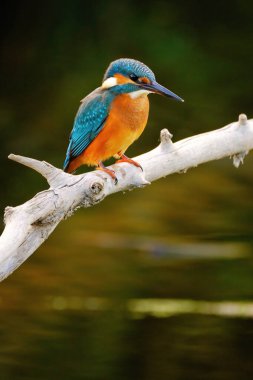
[69,93,149,171]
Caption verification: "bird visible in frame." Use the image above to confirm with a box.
[63,58,183,184]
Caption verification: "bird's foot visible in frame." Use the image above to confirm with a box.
[96,162,118,185]
[116,154,143,171]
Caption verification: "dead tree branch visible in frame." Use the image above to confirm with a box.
[0,114,252,281]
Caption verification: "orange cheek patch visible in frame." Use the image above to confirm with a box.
[114,73,132,85]
[139,77,150,84]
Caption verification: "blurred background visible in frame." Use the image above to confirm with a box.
[1,0,253,379]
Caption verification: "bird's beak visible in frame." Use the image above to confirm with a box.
[141,81,184,102]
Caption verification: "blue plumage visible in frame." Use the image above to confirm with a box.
[63,59,155,172]
[63,88,115,171]
[104,58,156,82]
[63,57,183,175]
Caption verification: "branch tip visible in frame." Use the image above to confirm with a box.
[160,129,173,144]
[7,153,68,187]
[8,153,19,161]
[238,113,247,125]
[134,172,151,187]
[232,151,248,168]
[4,206,15,224]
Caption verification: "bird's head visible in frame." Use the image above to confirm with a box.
[102,58,184,101]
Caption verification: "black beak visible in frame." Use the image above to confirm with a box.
[141,81,184,102]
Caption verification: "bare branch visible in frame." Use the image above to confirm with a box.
[1,114,252,281]
[8,154,71,187]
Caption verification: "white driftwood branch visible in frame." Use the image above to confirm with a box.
[0,114,252,281]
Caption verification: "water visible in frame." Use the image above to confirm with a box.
[1,162,253,379]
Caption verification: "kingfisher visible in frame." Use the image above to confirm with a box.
[63,58,183,183]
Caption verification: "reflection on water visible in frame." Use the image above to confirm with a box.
[48,296,253,319]
[66,230,250,259]
[128,298,253,319]
[1,292,253,380]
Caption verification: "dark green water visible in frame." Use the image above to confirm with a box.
[1,164,253,379]
[1,1,253,379]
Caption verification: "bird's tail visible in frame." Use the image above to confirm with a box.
[63,161,70,172]
[63,144,71,172]
[63,153,79,174]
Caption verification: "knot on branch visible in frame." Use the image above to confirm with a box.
[78,176,106,208]
[90,180,104,195]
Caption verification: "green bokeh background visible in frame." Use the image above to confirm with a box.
[1,0,253,206]
[1,1,253,379]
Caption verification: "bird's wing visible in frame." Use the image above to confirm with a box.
[63,89,113,171]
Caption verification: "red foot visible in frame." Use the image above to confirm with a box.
[116,154,143,171]
[96,162,118,185]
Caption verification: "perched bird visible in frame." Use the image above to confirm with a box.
[63,58,183,183]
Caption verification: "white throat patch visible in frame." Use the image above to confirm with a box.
[102,77,118,89]
[129,89,151,99]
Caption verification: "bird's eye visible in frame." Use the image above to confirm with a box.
[129,74,139,82]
